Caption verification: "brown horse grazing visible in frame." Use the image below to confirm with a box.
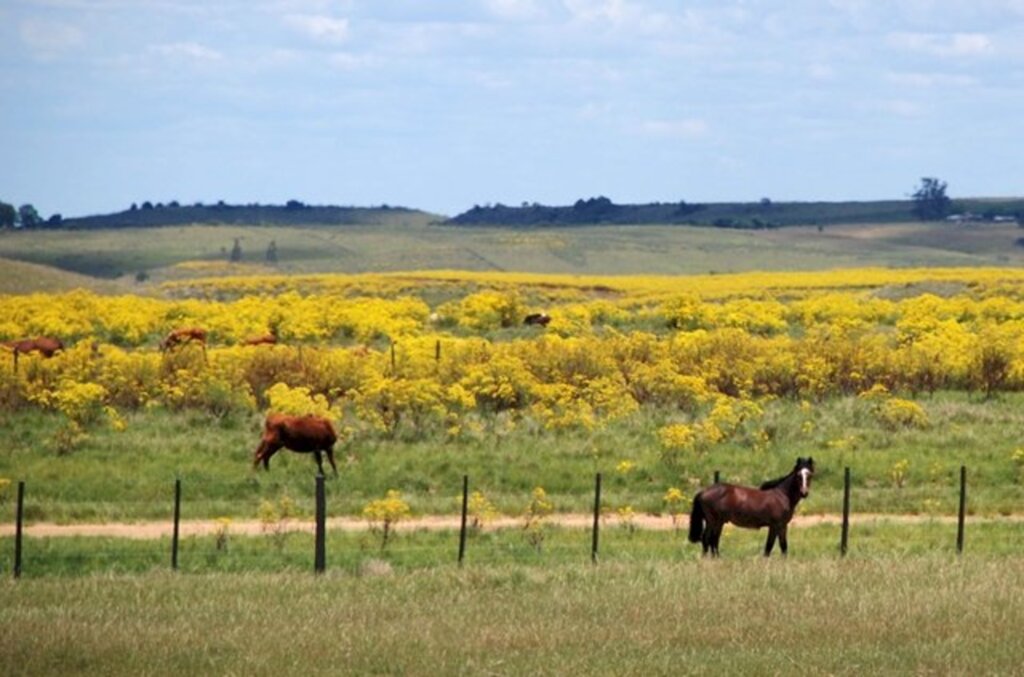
[253,413,339,476]
[243,332,278,347]
[6,337,64,372]
[688,457,815,558]
[160,327,207,353]
[6,337,65,358]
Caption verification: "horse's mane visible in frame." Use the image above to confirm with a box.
[759,472,792,490]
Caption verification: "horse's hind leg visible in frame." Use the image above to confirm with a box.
[708,522,723,557]
[324,445,338,477]
[764,528,777,557]
[313,450,326,476]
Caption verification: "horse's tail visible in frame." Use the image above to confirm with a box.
[688,492,705,543]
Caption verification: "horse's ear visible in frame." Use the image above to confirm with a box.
[808,457,815,469]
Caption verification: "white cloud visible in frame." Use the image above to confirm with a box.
[888,32,994,57]
[886,71,976,87]
[286,14,350,44]
[19,19,84,57]
[638,118,709,138]
[150,42,223,63]
[328,51,372,71]
[486,0,545,21]
[807,63,837,81]
[876,99,924,117]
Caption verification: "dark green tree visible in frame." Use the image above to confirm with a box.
[265,239,278,264]
[18,204,41,228]
[229,237,243,262]
[911,177,952,221]
[0,201,15,228]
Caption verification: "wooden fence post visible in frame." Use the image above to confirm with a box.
[171,478,181,570]
[314,474,326,574]
[591,473,602,564]
[458,475,469,566]
[840,467,850,557]
[957,465,966,555]
[14,481,24,579]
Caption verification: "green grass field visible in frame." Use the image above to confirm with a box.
[2,392,1023,524]
[3,554,1023,675]
[4,220,1024,674]
[3,220,1024,293]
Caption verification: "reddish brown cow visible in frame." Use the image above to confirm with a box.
[6,337,65,358]
[160,327,207,352]
[524,312,551,327]
[243,333,278,347]
[253,413,338,476]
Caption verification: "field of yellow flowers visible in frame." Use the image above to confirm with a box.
[2,266,1024,523]
[5,267,1024,433]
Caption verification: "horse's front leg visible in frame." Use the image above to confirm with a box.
[254,440,281,471]
[313,450,326,476]
[764,527,777,557]
[779,525,789,557]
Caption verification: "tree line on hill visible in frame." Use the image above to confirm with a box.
[3,179,1022,231]
[0,199,423,230]
[447,180,1022,228]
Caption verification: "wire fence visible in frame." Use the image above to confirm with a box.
[5,466,1024,579]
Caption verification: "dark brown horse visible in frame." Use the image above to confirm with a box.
[160,327,207,354]
[253,413,338,476]
[523,312,551,327]
[688,457,815,557]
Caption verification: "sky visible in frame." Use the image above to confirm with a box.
[2,0,1023,219]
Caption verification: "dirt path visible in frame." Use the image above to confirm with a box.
[3,512,1022,540]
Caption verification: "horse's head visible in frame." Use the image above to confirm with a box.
[795,457,815,497]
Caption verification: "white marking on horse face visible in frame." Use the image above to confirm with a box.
[798,468,812,496]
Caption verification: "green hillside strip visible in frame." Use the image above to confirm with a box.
[0,256,123,294]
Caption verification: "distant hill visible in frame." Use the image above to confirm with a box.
[448,196,1024,228]
[48,201,439,230]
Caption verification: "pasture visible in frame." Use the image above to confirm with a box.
[2,219,1024,292]
[3,257,1024,673]
[3,556,1024,675]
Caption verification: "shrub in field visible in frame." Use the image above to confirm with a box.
[523,486,554,552]
[464,490,499,530]
[258,494,298,550]
[875,398,929,430]
[1012,448,1024,484]
[264,382,333,418]
[446,290,525,331]
[363,490,412,550]
[663,487,689,532]
[213,517,232,551]
[891,459,910,489]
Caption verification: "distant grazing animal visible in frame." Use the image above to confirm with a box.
[243,333,278,347]
[253,413,339,476]
[523,313,551,327]
[5,337,65,358]
[160,327,207,353]
[688,457,815,558]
